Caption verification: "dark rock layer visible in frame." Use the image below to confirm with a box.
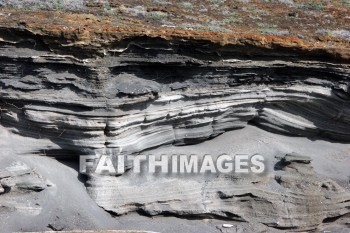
[1,32,350,155]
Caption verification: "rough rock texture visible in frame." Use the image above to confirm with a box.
[87,153,350,231]
[0,23,350,155]
[0,9,350,232]
[0,157,47,216]
[2,124,349,233]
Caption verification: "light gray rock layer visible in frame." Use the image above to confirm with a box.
[87,154,350,231]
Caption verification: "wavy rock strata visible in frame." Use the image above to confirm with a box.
[1,32,350,155]
[0,17,350,231]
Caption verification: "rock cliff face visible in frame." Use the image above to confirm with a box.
[0,10,350,232]
[1,25,350,155]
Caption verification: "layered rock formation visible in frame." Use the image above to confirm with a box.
[0,10,350,232]
[87,153,350,231]
[1,26,350,156]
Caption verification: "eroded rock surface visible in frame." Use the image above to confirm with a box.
[0,12,350,232]
[0,158,47,216]
[1,31,350,156]
[86,154,350,231]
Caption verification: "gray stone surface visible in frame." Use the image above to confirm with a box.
[0,31,349,232]
[0,125,350,232]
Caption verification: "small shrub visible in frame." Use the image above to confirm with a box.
[257,22,277,28]
[179,2,193,9]
[300,2,325,11]
[0,0,85,11]
[338,0,350,7]
[148,11,168,20]
[209,0,225,4]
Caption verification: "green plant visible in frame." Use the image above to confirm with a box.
[149,11,168,20]
[222,13,242,24]
[209,0,225,4]
[23,5,33,10]
[302,2,325,11]
[338,0,350,7]
[7,4,18,10]
[179,2,193,9]
[257,22,277,28]
[55,0,64,10]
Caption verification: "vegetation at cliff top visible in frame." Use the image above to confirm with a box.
[0,0,349,40]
